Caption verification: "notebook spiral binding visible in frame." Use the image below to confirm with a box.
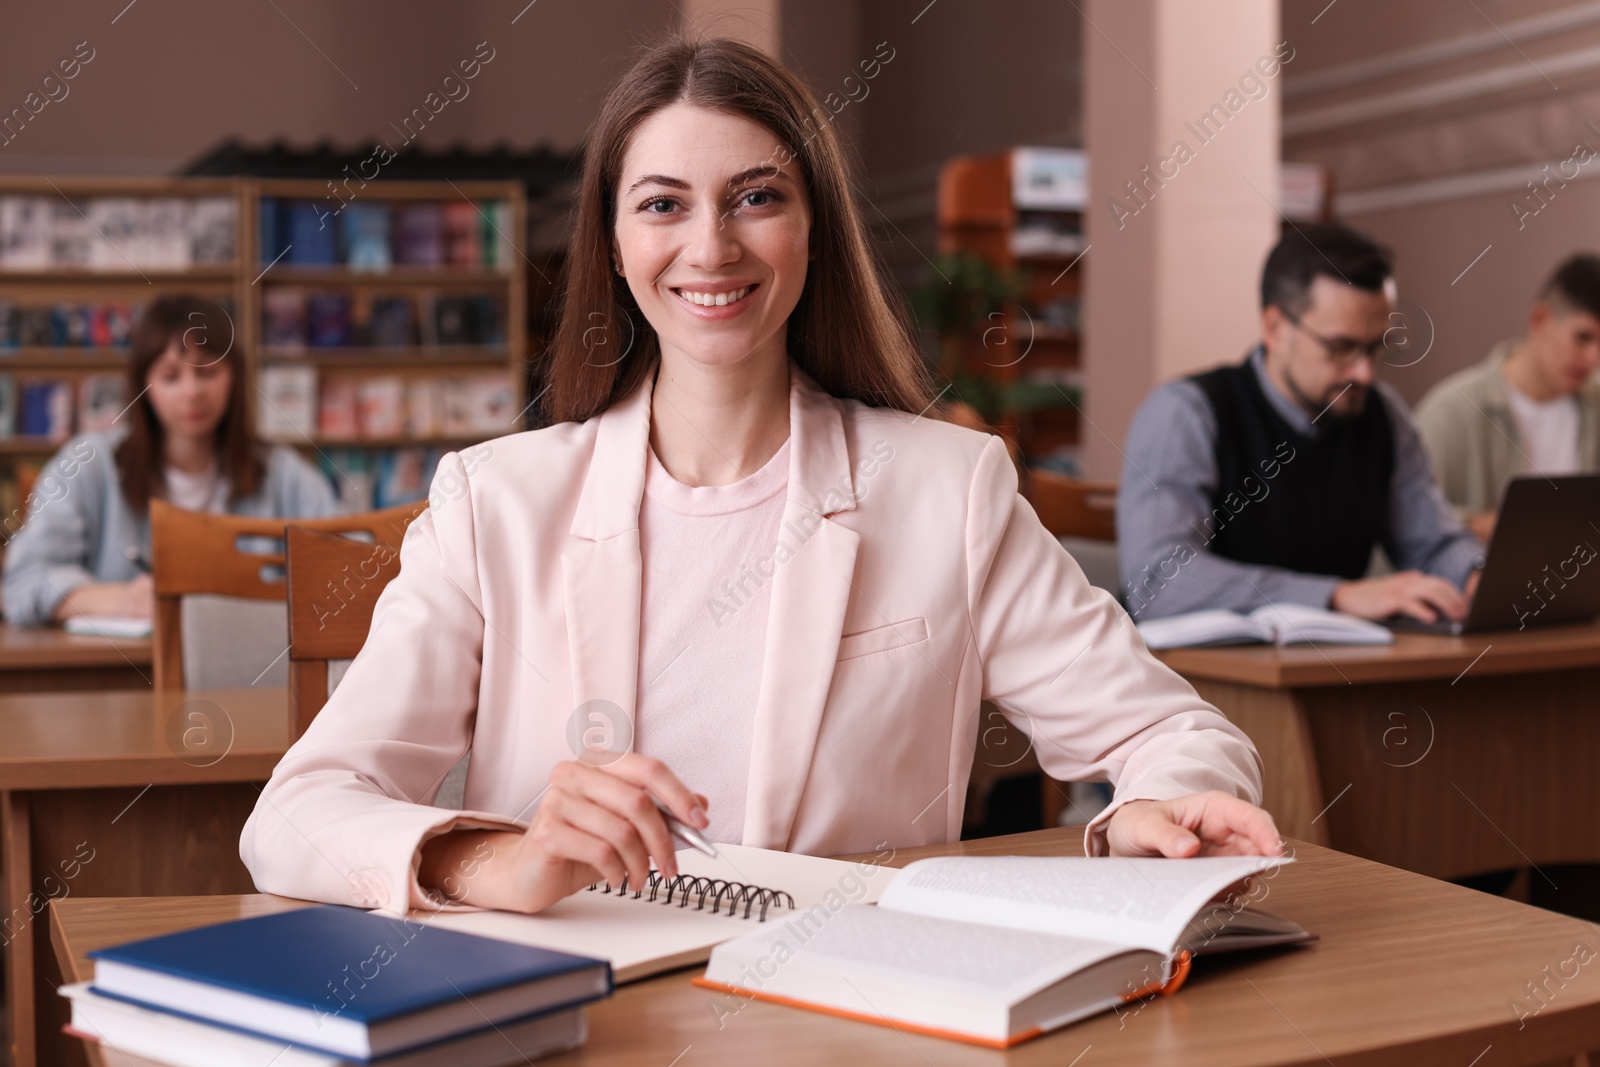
[586,870,797,921]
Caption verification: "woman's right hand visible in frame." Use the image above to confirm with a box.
[52,575,155,622]
[418,754,709,914]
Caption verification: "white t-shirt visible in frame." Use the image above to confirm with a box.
[164,463,229,513]
[632,437,790,845]
[1505,381,1582,475]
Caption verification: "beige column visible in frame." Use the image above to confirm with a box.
[680,0,781,56]
[1081,0,1281,480]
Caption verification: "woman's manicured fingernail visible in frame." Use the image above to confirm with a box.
[690,805,709,828]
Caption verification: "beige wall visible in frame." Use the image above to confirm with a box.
[1282,0,1600,404]
[0,1,676,175]
[853,1,1080,290]
[684,0,781,55]
[1081,0,1281,479]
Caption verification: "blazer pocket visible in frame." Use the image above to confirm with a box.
[836,616,930,661]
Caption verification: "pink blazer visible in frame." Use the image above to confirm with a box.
[240,361,1262,914]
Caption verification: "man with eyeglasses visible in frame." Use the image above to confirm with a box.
[1117,223,1483,624]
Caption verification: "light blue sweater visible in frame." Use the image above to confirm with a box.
[1,429,341,626]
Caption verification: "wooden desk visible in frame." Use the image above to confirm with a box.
[0,622,153,692]
[51,828,1600,1067]
[1156,621,1600,884]
[0,686,288,1067]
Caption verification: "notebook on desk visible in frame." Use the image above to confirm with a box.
[62,615,153,639]
[422,844,897,983]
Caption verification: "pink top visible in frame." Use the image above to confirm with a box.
[633,437,792,843]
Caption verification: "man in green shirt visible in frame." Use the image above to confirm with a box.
[1414,254,1600,542]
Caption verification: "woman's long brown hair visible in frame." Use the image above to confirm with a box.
[544,35,935,423]
[115,293,263,514]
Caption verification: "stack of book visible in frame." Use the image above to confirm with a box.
[258,198,513,271]
[257,366,513,442]
[0,299,144,349]
[0,195,237,270]
[318,447,442,511]
[260,289,504,350]
[0,374,127,441]
[60,905,609,1067]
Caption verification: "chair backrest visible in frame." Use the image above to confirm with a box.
[1025,469,1117,541]
[149,499,424,690]
[284,518,417,739]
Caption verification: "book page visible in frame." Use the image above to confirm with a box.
[1135,609,1269,650]
[1247,603,1393,646]
[877,855,1291,954]
[711,903,1135,1005]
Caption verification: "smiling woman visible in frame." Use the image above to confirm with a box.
[543,36,931,429]
[240,34,1280,922]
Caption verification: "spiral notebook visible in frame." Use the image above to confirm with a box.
[420,845,896,983]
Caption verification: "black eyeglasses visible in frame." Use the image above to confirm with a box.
[1279,308,1391,364]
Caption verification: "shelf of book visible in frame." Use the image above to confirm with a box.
[0,175,528,534]
[0,176,250,540]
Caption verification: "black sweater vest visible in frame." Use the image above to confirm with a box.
[1189,357,1393,580]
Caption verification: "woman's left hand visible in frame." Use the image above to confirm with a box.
[1104,791,1283,858]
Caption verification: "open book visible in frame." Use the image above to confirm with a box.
[421,845,897,983]
[694,853,1311,1048]
[1136,603,1394,650]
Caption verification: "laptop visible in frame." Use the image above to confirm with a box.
[1387,473,1600,635]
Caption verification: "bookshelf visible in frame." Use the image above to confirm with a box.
[250,178,525,511]
[936,148,1084,471]
[0,176,249,541]
[0,176,527,554]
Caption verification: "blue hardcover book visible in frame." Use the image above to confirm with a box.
[307,291,353,347]
[286,200,339,266]
[343,202,392,272]
[87,905,611,1060]
[19,380,70,439]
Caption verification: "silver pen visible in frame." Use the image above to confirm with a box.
[652,797,719,859]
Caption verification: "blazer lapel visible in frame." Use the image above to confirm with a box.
[741,365,861,849]
[561,366,655,752]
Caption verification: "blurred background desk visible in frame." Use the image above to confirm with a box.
[0,623,153,693]
[1156,623,1600,885]
[0,686,287,1067]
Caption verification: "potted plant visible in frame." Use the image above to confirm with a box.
[910,253,1079,442]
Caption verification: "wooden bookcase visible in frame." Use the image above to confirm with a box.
[248,178,526,505]
[936,150,1083,469]
[0,176,527,557]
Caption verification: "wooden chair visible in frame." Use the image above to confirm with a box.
[284,522,414,740]
[149,499,425,691]
[1025,468,1117,540]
